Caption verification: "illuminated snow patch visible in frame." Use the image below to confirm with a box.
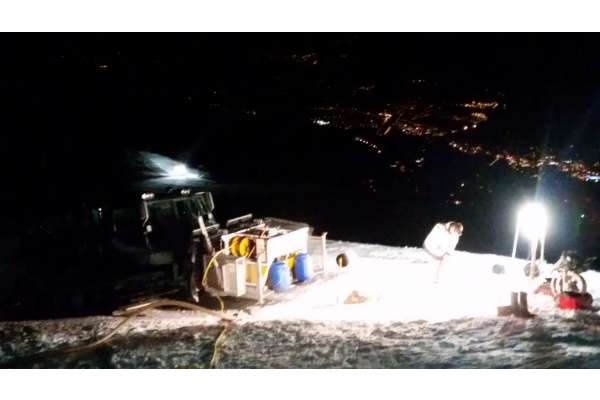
[250,250,538,324]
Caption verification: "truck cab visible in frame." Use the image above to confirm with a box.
[107,190,222,301]
[11,190,221,318]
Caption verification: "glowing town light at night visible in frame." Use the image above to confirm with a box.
[587,175,600,182]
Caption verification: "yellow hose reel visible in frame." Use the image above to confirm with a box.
[229,236,255,258]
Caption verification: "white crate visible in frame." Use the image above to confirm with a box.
[222,257,247,297]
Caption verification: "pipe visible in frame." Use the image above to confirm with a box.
[3,299,234,367]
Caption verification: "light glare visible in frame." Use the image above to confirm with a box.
[168,164,199,180]
[518,202,548,240]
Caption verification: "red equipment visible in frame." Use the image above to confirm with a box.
[557,292,593,310]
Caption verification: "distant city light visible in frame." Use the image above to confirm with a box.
[463,101,499,110]
[313,119,330,126]
[470,112,488,121]
[447,140,600,182]
[313,102,600,184]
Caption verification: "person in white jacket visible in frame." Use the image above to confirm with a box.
[423,221,463,283]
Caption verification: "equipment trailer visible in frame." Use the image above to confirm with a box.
[9,189,331,318]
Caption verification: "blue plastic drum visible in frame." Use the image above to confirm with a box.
[269,260,292,292]
[294,253,313,282]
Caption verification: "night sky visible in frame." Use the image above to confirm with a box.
[1,34,600,251]
[2,34,600,151]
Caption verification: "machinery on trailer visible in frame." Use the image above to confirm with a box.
[10,189,330,318]
[202,215,329,302]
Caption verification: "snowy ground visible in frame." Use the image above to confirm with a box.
[2,240,600,368]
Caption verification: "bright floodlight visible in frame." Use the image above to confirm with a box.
[518,202,548,241]
[168,164,199,180]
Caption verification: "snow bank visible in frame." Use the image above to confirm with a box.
[2,241,600,368]
[250,245,545,323]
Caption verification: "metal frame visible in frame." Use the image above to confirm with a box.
[205,225,331,303]
[511,219,546,278]
[215,221,310,303]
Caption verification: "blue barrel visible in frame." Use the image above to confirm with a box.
[294,253,313,282]
[269,260,292,292]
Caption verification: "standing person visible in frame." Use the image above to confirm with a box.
[423,221,463,283]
